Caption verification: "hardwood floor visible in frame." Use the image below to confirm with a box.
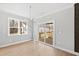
[0,41,75,56]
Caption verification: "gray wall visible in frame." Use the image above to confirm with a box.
[34,6,74,51]
[0,10,33,46]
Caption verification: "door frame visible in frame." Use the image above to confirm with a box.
[38,20,56,47]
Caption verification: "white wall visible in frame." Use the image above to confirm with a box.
[34,6,74,51]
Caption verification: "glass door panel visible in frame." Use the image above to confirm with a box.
[45,32,53,45]
[39,25,45,42]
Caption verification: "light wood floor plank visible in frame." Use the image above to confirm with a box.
[0,41,75,56]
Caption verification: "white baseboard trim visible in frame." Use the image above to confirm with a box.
[0,39,32,48]
[54,46,79,56]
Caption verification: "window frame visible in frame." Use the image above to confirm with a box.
[8,17,28,36]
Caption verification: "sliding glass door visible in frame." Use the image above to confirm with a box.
[39,22,53,45]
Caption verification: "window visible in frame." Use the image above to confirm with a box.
[8,18,28,36]
[20,20,28,35]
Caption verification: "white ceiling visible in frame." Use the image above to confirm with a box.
[0,3,73,19]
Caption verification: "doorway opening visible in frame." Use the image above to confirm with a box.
[38,21,55,46]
